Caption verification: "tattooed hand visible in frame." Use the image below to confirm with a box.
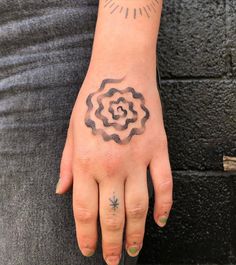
[57,69,173,262]
[57,0,172,264]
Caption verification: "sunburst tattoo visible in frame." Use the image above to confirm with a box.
[109,193,119,211]
[103,0,159,19]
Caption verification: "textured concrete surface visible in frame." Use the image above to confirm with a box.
[158,0,226,78]
[159,80,236,171]
[139,171,236,265]
[226,0,236,47]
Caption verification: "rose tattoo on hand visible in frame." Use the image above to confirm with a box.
[85,77,150,145]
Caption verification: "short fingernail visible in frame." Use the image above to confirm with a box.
[81,248,94,257]
[127,246,139,256]
[55,179,61,194]
[105,255,120,265]
[158,216,168,227]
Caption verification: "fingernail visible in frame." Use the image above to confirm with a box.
[127,246,139,256]
[105,255,120,265]
[55,179,61,194]
[158,216,168,227]
[81,248,94,257]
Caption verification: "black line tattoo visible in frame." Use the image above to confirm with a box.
[151,5,156,12]
[151,1,157,12]
[110,2,115,8]
[104,0,113,8]
[143,6,150,18]
[111,4,119,13]
[84,77,150,145]
[139,7,142,16]
[133,8,137,19]
[104,0,159,19]
[125,7,129,18]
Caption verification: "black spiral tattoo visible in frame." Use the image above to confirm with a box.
[85,77,150,145]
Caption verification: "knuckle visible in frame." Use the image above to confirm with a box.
[103,216,123,231]
[126,205,148,219]
[73,154,92,171]
[102,244,122,259]
[160,200,173,213]
[158,179,173,193]
[101,150,124,174]
[103,245,121,253]
[79,234,97,243]
[126,232,143,241]
[103,241,122,254]
[103,159,121,175]
[163,200,173,209]
[74,207,95,223]
[78,235,97,248]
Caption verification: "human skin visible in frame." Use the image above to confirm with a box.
[56,1,173,265]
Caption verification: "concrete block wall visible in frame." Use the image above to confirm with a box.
[139,1,236,264]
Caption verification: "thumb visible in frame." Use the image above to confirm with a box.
[56,124,73,194]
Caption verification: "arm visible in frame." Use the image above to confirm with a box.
[89,0,161,80]
[57,1,173,264]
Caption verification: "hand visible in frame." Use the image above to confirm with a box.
[56,62,173,265]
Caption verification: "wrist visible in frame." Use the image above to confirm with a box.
[87,55,156,85]
[88,41,157,77]
[90,24,157,60]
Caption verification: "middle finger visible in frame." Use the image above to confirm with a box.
[99,178,125,265]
